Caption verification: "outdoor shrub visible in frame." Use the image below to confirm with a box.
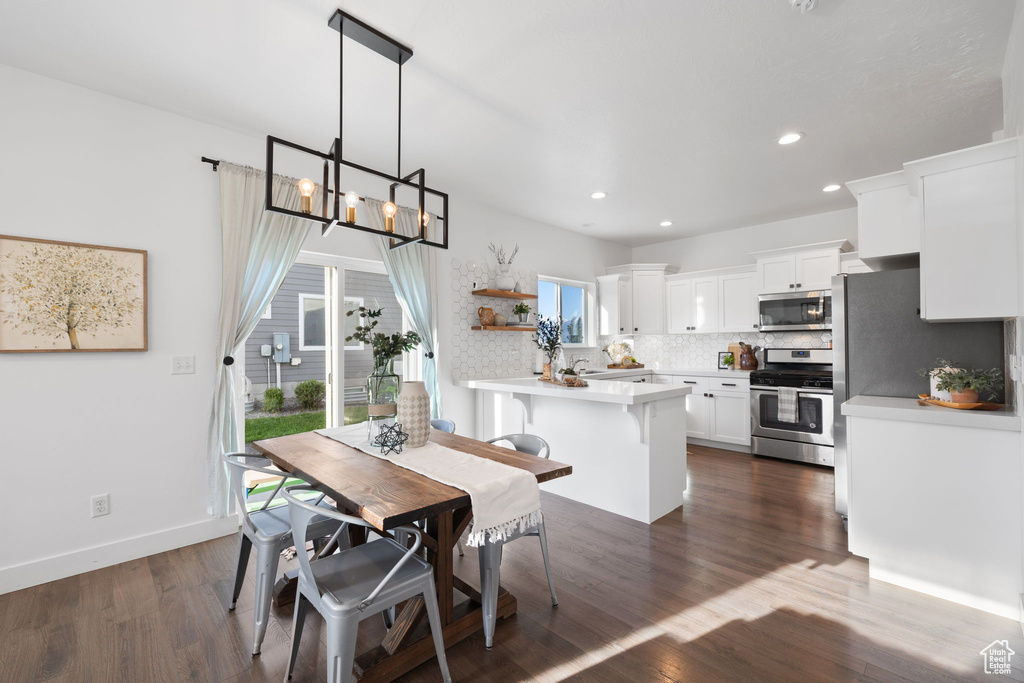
[294,380,326,410]
[263,387,284,413]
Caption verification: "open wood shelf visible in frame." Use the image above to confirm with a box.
[471,289,537,300]
[471,326,537,331]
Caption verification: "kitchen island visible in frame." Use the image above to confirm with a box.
[459,376,691,523]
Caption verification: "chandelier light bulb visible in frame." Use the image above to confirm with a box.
[421,211,430,229]
[383,201,398,233]
[345,190,359,223]
[298,178,315,214]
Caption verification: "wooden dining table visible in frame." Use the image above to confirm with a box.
[251,427,572,682]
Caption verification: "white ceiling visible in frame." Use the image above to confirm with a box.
[0,0,1014,246]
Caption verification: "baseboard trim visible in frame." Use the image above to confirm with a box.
[0,515,240,595]
[869,565,1018,620]
[689,437,752,454]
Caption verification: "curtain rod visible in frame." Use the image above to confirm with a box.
[199,156,433,212]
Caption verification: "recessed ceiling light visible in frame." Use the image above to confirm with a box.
[659,221,673,227]
[822,184,841,192]
[777,132,803,145]
[590,191,607,199]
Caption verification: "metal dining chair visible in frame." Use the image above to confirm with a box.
[476,434,557,648]
[282,484,452,683]
[430,418,456,433]
[222,452,345,656]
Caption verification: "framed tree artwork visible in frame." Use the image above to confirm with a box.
[0,235,147,353]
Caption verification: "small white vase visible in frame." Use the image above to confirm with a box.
[494,264,515,291]
[397,381,431,448]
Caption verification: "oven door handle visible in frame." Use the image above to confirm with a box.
[751,386,833,395]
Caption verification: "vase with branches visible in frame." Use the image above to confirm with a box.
[346,306,421,438]
[533,316,562,380]
[488,243,519,291]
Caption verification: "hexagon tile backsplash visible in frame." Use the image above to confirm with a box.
[631,330,832,369]
[448,258,607,381]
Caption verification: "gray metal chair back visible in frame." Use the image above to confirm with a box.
[430,418,456,433]
[476,433,557,648]
[221,452,342,656]
[282,484,452,683]
[487,433,550,459]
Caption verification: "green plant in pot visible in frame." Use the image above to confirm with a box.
[346,306,421,438]
[512,302,531,324]
[533,316,562,380]
[919,359,1003,404]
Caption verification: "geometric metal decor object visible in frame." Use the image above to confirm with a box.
[265,10,448,250]
[372,421,409,456]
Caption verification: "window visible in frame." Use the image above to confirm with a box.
[299,293,326,350]
[537,276,595,347]
[343,297,365,350]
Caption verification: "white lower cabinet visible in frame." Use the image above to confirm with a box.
[670,375,750,446]
[708,391,750,445]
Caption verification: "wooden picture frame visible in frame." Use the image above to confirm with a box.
[0,235,148,353]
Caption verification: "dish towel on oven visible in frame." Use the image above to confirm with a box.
[777,387,800,423]
[315,424,542,547]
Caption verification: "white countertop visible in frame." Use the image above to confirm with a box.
[583,367,752,380]
[457,376,693,405]
[841,395,1021,432]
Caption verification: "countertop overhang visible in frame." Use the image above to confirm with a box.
[841,395,1021,432]
[458,376,692,405]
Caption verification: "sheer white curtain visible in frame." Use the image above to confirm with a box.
[207,163,314,516]
[365,197,442,419]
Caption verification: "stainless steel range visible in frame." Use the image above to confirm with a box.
[750,348,834,467]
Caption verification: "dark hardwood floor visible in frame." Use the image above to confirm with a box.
[3,445,1023,682]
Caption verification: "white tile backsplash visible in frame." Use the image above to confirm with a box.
[629,330,832,370]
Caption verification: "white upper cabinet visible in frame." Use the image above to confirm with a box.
[752,241,851,294]
[597,274,632,335]
[690,277,719,334]
[604,264,676,334]
[718,270,758,332]
[794,250,841,291]
[756,255,795,294]
[846,170,920,264]
[666,274,720,334]
[665,278,693,334]
[840,252,873,275]
[631,270,666,334]
[904,138,1018,322]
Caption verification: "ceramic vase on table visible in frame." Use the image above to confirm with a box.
[367,357,400,442]
[397,381,431,447]
[495,264,515,292]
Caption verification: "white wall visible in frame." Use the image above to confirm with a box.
[0,63,629,591]
[630,208,857,272]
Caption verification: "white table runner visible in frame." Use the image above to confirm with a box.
[315,424,542,547]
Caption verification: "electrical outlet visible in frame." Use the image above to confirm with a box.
[171,355,195,375]
[91,493,110,518]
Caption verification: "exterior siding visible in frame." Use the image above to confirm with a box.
[245,263,403,398]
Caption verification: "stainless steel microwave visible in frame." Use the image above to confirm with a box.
[757,290,831,331]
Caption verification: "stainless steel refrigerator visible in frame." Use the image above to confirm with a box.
[832,268,1004,525]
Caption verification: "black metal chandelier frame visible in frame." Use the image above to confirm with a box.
[264,9,448,250]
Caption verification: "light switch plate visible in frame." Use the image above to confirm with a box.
[172,355,195,375]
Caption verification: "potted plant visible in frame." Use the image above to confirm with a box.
[533,316,562,380]
[560,356,588,385]
[512,302,531,323]
[346,306,421,438]
[919,359,1003,403]
[488,243,519,291]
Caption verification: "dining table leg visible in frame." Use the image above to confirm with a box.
[477,540,504,649]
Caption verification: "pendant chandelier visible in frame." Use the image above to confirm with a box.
[265,10,448,250]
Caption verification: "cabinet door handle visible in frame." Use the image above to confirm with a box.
[796,283,802,288]
[722,383,736,387]
[619,327,624,332]
[702,393,708,397]
[634,327,638,332]
[789,284,794,289]
[753,324,759,329]
[708,393,714,398]
[683,380,698,384]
